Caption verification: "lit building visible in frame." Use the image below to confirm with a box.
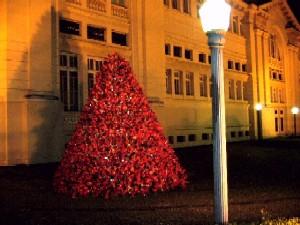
[0,0,299,165]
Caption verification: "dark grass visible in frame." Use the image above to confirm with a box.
[1,138,300,225]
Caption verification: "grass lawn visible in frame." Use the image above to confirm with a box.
[1,138,300,225]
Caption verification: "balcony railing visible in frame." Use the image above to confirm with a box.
[111,4,128,19]
[87,0,106,12]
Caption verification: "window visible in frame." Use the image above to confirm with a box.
[200,74,208,97]
[88,73,94,95]
[238,131,243,137]
[235,62,241,71]
[274,88,278,103]
[242,64,247,72]
[278,89,282,103]
[185,49,193,60]
[280,117,284,131]
[199,53,206,63]
[60,53,79,111]
[185,72,194,96]
[245,131,249,136]
[240,22,245,36]
[183,0,190,14]
[177,136,185,142]
[111,0,125,6]
[208,55,211,64]
[165,43,171,55]
[166,69,172,94]
[236,80,242,100]
[87,57,103,96]
[278,73,282,80]
[280,88,285,103]
[231,131,236,138]
[60,55,67,66]
[242,82,248,100]
[275,117,279,132]
[164,0,169,6]
[228,60,234,69]
[271,87,279,103]
[232,16,239,34]
[229,79,235,100]
[270,35,276,58]
[172,0,180,10]
[168,136,174,144]
[112,31,127,46]
[60,18,80,35]
[269,35,281,60]
[173,46,182,57]
[87,25,105,41]
[202,133,209,140]
[188,134,196,142]
[274,109,285,133]
[69,55,78,68]
[174,71,183,95]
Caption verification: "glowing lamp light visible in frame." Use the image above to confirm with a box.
[199,0,231,33]
[255,103,263,111]
[292,107,299,115]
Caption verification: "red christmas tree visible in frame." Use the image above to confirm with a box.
[53,53,187,198]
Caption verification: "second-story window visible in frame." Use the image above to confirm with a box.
[60,18,80,36]
[165,43,171,55]
[185,49,193,60]
[173,46,182,57]
[199,53,206,63]
[228,60,234,69]
[112,31,127,46]
[235,62,241,71]
[242,64,247,72]
[87,25,105,41]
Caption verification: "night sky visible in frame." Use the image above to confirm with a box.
[287,0,300,23]
[245,0,300,24]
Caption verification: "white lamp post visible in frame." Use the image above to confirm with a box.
[291,107,299,137]
[199,0,231,224]
[255,103,263,140]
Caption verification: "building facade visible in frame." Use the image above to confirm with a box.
[0,0,299,165]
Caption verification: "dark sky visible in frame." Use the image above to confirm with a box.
[244,0,300,24]
[287,0,300,23]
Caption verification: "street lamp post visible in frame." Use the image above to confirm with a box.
[291,107,299,137]
[199,0,231,224]
[255,103,263,140]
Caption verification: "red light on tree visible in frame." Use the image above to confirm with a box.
[53,53,187,198]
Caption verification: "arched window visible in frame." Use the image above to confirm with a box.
[269,34,281,61]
